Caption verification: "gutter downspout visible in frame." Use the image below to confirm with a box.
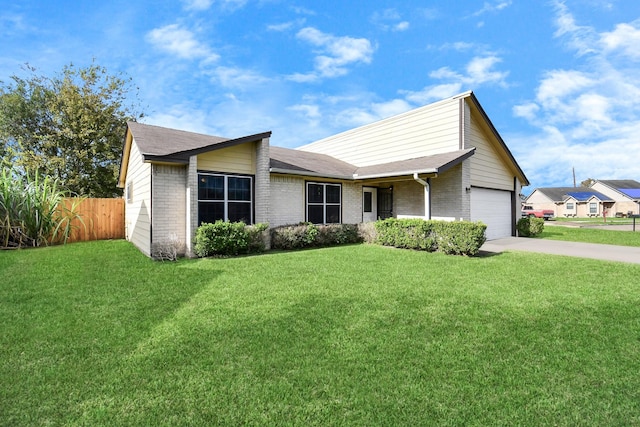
[413,173,431,220]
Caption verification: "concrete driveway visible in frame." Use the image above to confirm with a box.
[480,237,640,265]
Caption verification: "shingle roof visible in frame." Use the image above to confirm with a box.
[128,121,229,157]
[531,187,582,202]
[269,147,475,180]
[127,121,271,163]
[597,179,640,189]
[269,146,357,179]
[353,149,475,179]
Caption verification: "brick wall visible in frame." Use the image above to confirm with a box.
[430,162,469,220]
[342,182,363,224]
[152,164,187,254]
[255,138,270,224]
[270,175,305,226]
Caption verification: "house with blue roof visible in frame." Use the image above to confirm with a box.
[525,180,640,218]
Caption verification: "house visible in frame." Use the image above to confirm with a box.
[590,180,640,217]
[117,91,529,257]
[525,180,640,218]
[524,187,614,217]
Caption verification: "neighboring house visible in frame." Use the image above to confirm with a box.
[590,180,640,217]
[118,91,529,257]
[525,180,640,218]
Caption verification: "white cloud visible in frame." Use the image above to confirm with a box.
[289,27,375,81]
[181,0,247,11]
[600,21,640,60]
[402,55,508,104]
[472,1,512,17]
[370,9,410,32]
[211,66,270,89]
[512,3,640,188]
[146,24,219,62]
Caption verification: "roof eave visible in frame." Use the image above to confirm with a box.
[269,168,354,180]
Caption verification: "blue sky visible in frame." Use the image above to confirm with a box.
[1,0,639,192]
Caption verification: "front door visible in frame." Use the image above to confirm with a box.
[363,187,378,222]
[377,187,393,219]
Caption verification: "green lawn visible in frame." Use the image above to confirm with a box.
[541,225,640,247]
[2,240,640,426]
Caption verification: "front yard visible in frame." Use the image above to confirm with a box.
[1,240,639,426]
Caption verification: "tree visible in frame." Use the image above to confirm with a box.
[580,178,596,188]
[0,62,143,197]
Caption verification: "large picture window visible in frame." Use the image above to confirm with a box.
[307,182,341,224]
[198,173,253,224]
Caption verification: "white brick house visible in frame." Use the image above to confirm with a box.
[118,91,529,257]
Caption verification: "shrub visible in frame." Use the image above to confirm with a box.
[374,218,486,256]
[270,223,361,250]
[517,217,544,237]
[357,222,377,244]
[152,233,185,261]
[316,224,362,246]
[432,221,487,256]
[194,221,250,257]
[246,223,270,252]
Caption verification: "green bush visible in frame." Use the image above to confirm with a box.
[432,221,487,255]
[194,221,269,257]
[374,218,486,256]
[517,217,544,237]
[271,223,361,250]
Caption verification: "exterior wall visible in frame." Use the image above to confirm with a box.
[269,175,305,227]
[299,97,460,166]
[269,175,362,226]
[124,140,152,256]
[525,189,554,204]
[197,143,256,174]
[186,156,198,257]
[342,182,363,224]
[151,164,187,256]
[431,163,467,220]
[393,180,426,217]
[465,103,514,191]
[255,138,270,224]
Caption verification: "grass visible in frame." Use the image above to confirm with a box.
[540,225,640,247]
[2,240,640,426]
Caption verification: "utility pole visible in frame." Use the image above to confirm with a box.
[572,167,576,187]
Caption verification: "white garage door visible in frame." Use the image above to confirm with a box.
[470,187,513,240]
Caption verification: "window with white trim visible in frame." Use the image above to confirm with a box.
[566,202,574,210]
[307,182,341,224]
[198,173,253,224]
[589,202,598,215]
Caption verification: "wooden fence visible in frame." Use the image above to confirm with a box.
[62,198,124,243]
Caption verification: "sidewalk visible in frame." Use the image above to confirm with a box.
[480,237,640,265]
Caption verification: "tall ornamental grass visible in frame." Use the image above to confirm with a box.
[0,168,82,248]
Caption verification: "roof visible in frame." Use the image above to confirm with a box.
[353,149,475,179]
[269,147,475,180]
[564,191,613,202]
[596,180,640,200]
[269,146,357,179]
[126,121,271,163]
[530,187,583,202]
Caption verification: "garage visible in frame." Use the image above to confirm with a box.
[470,187,513,240]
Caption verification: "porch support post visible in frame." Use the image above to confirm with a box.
[413,173,431,220]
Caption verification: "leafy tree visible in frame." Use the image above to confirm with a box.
[0,62,143,197]
[580,178,596,188]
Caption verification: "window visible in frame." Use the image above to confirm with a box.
[566,202,574,210]
[589,202,598,215]
[126,182,133,203]
[363,191,372,213]
[307,182,341,224]
[198,173,253,224]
